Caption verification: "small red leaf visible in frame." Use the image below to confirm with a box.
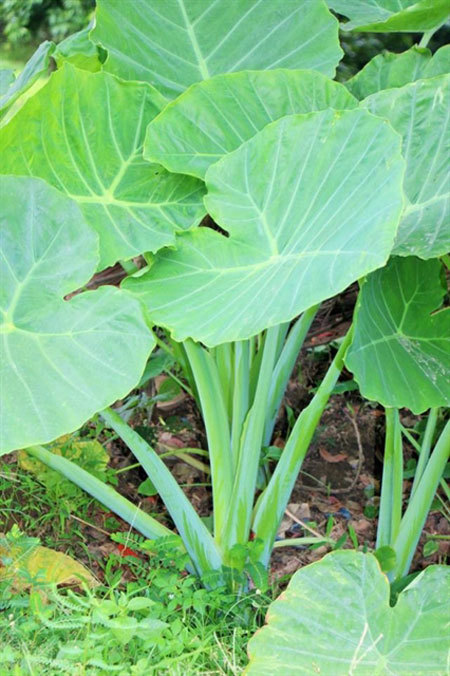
[117,544,139,558]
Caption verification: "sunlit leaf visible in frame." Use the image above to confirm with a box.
[327,0,450,32]
[247,551,450,674]
[0,176,154,454]
[346,257,450,414]
[362,74,450,259]
[92,0,342,98]
[145,69,357,179]
[125,109,404,346]
[0,41,54,115]
[346,45,449,99]
[0,65,205,268]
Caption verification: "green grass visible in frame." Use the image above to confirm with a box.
[0,538,270,675]
[0,461,272,674]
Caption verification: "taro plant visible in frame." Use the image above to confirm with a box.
[0,0,449,592]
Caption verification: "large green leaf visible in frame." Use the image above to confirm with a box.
[145,69,357,179]
[346,257,450,414]
[0,41,54,116]
[327,0,450,32]
[246,551,450,675]
[91,0,342,99]
[125,109,404,346]
[0,65,205,269]
[363,74,450,259]
[0,176,154,454]
[346,45,450,99]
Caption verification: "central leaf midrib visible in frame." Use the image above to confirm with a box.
[177,0,210,80]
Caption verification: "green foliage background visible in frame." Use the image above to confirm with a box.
[0,0,94,50]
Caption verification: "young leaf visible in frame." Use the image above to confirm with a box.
[327,0,450,32]
[247,551,450,674]
[145,69,357,179]
[0,176,154,454]
[125,109,405,346]
[0,65,205,268]
[346,45,449,99]
[363,74,450,259]
[91,0,342,98]
[346,257,450,414]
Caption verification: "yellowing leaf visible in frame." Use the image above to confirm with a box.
[0,539,97,589]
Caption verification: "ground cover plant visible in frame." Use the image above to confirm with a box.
[1,0,449,672]
[1,527,269,675]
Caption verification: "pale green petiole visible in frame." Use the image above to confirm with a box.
[100,407,223,577]
[26,444,172,541]
[252,327,354,566]
[183,339,233,544]
[391,420,450,580]
[222,325,281,554]
[376,408,403,548]
[410,408,439,498]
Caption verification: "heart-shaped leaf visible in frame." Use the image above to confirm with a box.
[0,65,205,268]
[125,109,404,346]
[246,550,450,675]
[145,69,357,179]
[0,176,154,454]
[91,0,342,99]
[346,256,450,413]
[346,45,449,99]
[363,74,450,259]
[327,0,450,32]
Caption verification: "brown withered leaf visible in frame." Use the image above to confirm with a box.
[319,447,348,463]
